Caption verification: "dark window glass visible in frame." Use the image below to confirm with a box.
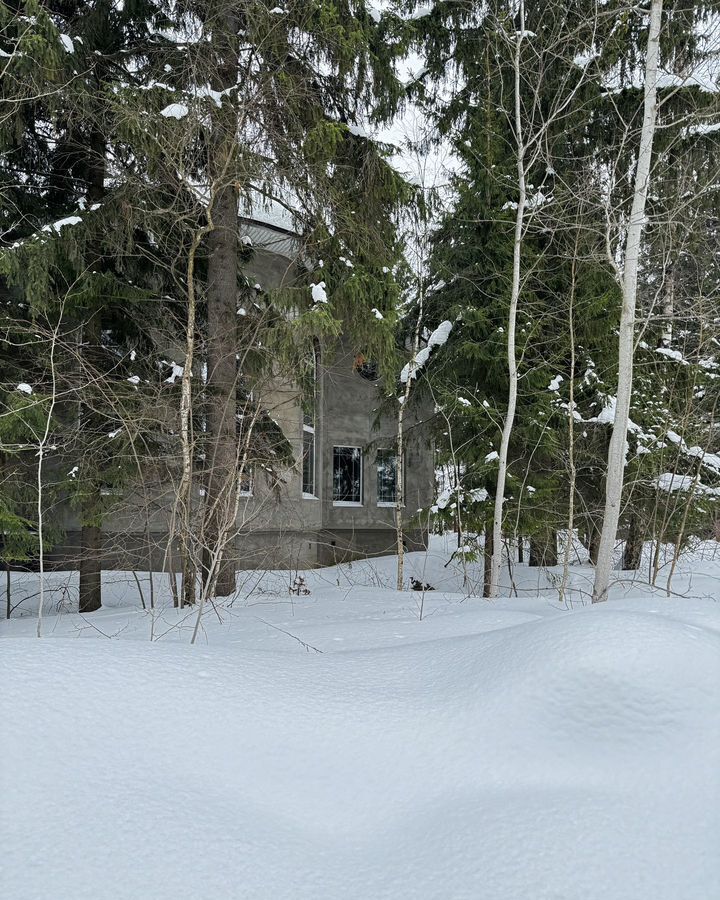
[302,429,315,495]
[333,446,362,503]
[354,356,379,381]
[301,342,320,426]
[376,450,397,504]
[239,467,253,496]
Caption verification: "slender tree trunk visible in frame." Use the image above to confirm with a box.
[489,9,526,597]
[78,129,107,614]
[79,315,102,615]
[529,537,541,568]
[202,17,240,599]
[37,310,61,632]
[177,220,213,607]
[559,246,579,605]
[204,185,239,597]
[395,398,406,591]
[529,530,558,568]
[483,521,494,598]
[660,264,674,348]
[396,277,425,591]
[622,514,644,570]
[593,0,663,603]
[585,521,601,565]
[79,524,102,613]
[544,534,558,567]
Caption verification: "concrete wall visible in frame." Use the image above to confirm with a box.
[34,222,434,573]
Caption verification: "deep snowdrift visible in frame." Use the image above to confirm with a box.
[3,565,720,900]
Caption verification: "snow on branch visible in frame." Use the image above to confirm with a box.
[400,320,452,385]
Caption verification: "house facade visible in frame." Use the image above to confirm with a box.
[45,212,434,572]
[200,212,434,569]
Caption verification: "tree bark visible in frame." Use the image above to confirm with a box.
[588,522,601,566]
[483,522,494,598]
[489,6,527,598]
[77,129,107,614]
[78,318,103,615]
[660,263,674,348]
[395,397,406,591]
[79,524,102,613]
[593,0,663,602]
[559,243,579,605]
[622,514,644,570]
[529,530,558,568]
[202,16,240,599]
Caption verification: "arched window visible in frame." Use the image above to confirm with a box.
[353,354,379,382]
[301,341,320,497]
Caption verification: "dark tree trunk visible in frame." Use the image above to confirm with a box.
[517,538,524,564]
[78,132,107,614]
[202,17,240,599]
[79,524,102,613]
[588,522,601,565]
[581,520,601,565]
[529,530,558,567]
[483,523,493,597]
[622,514,644,570]
[79,320,103,613]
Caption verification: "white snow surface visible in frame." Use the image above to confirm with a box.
[2,537,720,900]
[311,281,328,304]
[160,102,189,119]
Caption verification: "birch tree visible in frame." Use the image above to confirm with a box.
[592,0,664,603]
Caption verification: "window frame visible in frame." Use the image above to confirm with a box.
[301,341,320,499]
[302,424,316,498]
[332,445,363,506]
[238,466,253,498]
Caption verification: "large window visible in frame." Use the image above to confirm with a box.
[376,450,398,505]
[333,446,363,504]
[302,428,315,496]
[239,467,253,497]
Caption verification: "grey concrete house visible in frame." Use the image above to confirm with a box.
[207,211,434,569]
[48,210,434,572]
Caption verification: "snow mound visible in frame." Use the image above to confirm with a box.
[2,604,719,900]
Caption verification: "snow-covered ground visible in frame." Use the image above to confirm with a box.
[2,536,719,899]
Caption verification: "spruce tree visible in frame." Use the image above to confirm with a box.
[1,0,172,611]
[129,1,411,601]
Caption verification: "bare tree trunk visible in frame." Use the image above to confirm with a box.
[395,396,406,591]
[579,522,600,563]
[177,218,213,608]
[79,314,102,615]
[35,306,61,634]
[489,7,527,598]
[660,264,674,348]
[593,0,663,603]
[202,16,240,600]
[529,530,558,568]
[559,246,579,606]
[78,129,107,615]
[483,522,494,598]
[79,524,102,613]
[396,271,425,592]
[622,514,644,570]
